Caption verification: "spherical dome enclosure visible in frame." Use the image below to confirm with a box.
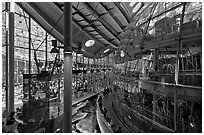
[85,40,95,47]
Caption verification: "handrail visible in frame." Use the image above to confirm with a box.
[96,95,113,133]
[118,100,174,132]
[142,79,202,89]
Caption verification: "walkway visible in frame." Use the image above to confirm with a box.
[99,92,131,133]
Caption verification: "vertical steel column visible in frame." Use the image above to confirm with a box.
[45,31,48,67]
[63,2,72,133]
[82,55,84,95]
[93,58,96,92]
[58,42,61,102]
[87,58,90,92]
[107,55,109,87]
[103,57,105,86]
[75,53,78,96]
[5,2,9,113]
[174,3,186,132]
[28,16,31,105]
[153,89,156,121]
[16,59,18,86]
[97,59,99,91]
[8,2,15,114]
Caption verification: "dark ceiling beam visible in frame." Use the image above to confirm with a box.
[75,19,85,23]
[114,2,131,23]
[53,2,118,56]
[54,2,118,49]
[72,12,78,16]
[53,2,63,8]
[84,13,93,17]
[82,2,120,41]
[72,5,118,47]
[28,2,64,35]
[100,2,126,31]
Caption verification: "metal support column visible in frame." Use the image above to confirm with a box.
[75,53,78,97]
[28,16,31,108]
[45,31,48,67]
[8,2,15,115]
[87,58,90,92]
[107,55,109,87]
[153,89,156,121]
[82,55,84,95]
[63,2,72,133]
[97,59,99,91]
[16,59,18,86]
[58,42,61,102]
[174,3,186,132]
[5,2,9,114]
[93,58,96,92]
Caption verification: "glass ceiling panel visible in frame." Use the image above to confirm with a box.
[132,2,183,26]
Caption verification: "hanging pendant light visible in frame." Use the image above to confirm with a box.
[121,50,125,57]
[50,47,59,53]
[50,40,59,53]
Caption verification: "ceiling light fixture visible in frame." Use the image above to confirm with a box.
[103,48,110,53]
[120,50,125,57]
[85,40,95,47]
[50,40,59,53]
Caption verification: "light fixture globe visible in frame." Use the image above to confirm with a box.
[120,50,125,57]
[85,40,95,47]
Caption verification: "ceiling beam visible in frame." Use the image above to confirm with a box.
[72,19,105,48]
[28,2,64,35]
[100,2,126,31]
[114,2,131,23]
[82,2,121,41]
[53,3,107,49]
[72,5,118,47]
